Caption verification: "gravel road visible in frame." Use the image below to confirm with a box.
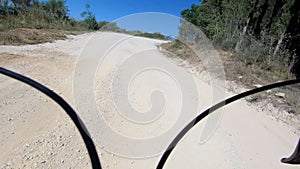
[0,32,299,169]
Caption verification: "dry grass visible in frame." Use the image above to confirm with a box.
[160,40,196,60]
[0,28,88,45]
[160,41,300,116]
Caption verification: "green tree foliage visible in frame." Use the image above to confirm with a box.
[180,0,300,77]
[98,21,109,29]
[100,22,126,32]
[44,0,67,19]
[135,32,167,40]
[81,3,99,30]
[11,0,31,7]
[0,0,10,15]
[0,0,88,30]
[181,0,249,44]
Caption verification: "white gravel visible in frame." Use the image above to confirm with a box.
[0,32,299,169]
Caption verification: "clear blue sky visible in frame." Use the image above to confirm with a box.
[66,0,200,37]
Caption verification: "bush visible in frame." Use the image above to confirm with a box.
[135,32,167,40]
[0,0,88,31]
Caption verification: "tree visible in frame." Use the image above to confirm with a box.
[11,0,31,7]
[283,0,300,77]
[180,0,300,76]
[0,0,9,15]
[44,0,67,19]
[100,22,125,32]
[98,21,109,29]
[266,0,286,32]
[81,3,99,30]
[253,0,270,38]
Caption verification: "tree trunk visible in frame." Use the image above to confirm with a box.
[253,0,269,38]
[235,18,250,52]
[266,0,285,32]
[284,0,300,77]
[234,0,259,52]
[247,0,260,34]
[217,0,223,15]
[273,31,285,57]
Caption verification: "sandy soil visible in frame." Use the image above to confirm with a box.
[0,32,299,169]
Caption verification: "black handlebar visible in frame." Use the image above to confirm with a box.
[1,67,299,169]
[0,67,102,169]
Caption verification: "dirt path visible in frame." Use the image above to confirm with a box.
[0,32,299,169]
[0,33,93,168]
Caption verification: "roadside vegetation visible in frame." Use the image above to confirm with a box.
[161,0,300,116]
[0,0,88,31]
[0,0,89,45]
[0,0,167,45]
